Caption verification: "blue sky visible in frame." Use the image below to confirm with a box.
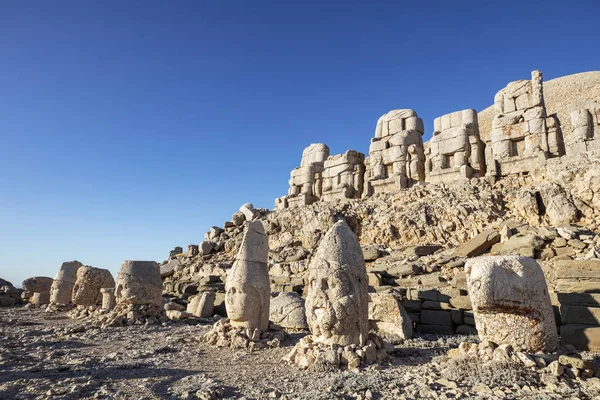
[1,0,598,286]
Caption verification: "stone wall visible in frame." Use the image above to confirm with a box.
[427,109,485,183]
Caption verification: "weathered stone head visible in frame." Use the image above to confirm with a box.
[465,256,558,352]
[50,261,83,306]
[115,261,162,306]
[22,276,53,307]
[225,221,270,332]
[72,266,115,307]
[305,220,369,346]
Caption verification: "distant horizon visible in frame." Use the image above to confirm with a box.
[2,0,599,286]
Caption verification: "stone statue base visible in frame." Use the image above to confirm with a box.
[202,318,287,350]
[284,333,390,371]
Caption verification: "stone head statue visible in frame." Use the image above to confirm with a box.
[305,220,369,346]
[72,266,115,307]
[115,261,162,306]
[225,221,270,332]
[49,261,83,306]
[22,276,53,306]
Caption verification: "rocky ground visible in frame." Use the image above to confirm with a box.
[2,308,600,400]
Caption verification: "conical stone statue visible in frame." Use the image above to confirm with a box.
[225,221,270,332]
[305,220,369,346]
[50,261,83,306]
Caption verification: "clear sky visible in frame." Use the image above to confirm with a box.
[1,0,598,287]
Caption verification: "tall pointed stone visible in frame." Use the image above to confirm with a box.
[50,261,83,306]
[305,220,369,346]
[225,221,270,332]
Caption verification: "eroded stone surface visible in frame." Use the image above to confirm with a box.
[225,221,270,332]
[305,220,369,346]
[72,266,115,307]
[115,261,162,306]
[270,291,308,330]
[50,261,83,306]
[21,276,53,307]
[465,256,558,352]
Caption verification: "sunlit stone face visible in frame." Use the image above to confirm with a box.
[304,220,369,347]
[225,283,260,327]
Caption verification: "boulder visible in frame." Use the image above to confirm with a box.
[21,276,53,307]
[368,293,412,343]
[239,203,258,221]
[455,228,500,257]
[160,259,180,278]
[270,292,308,330]
[187,291,216,318]
[72,266,115,307]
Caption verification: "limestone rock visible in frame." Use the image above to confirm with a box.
[270,292,308,330]
[239,203,258,221]
[465,256,558,352]
[539,183,579,226]
[231,211,246,226]
[455,228,500,257]
[160,259,180,278]
[368,293,412,343]
[115,261,163,306]
[72,266,115,307]
[187,291,216,318]
[305,220,369,346]
[225,221,270,332]
[21,276,53,307]
[50,261,83,306]
[100,287,116,310]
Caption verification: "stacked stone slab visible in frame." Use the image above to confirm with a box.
[72,266,115,307]
[465,256,558,353]
[365,109,425,195]
[427,109,486,183]
[276,145,366,209]
[486,70,562,177]
[321,150,365,202]
[553,260,600,351]
[276,143,330,209]
[568,103,600,154]
[50,261,83,306]
[21,276,53,307]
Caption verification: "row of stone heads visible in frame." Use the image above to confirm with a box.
[223,219,559,355]
[21,260,163,310]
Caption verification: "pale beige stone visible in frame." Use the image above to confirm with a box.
[270,291,308,330]
[21,277,53,307]
[50,261,83,306]
[305,220,369,346]
[225,221,270,332]
[187,291,215,318]
[365,109,425,195]
[465,256,558,352]
[368,293,412,343]
[72,266,115,307]
[115,261,163,306]
[101,287,116,310]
